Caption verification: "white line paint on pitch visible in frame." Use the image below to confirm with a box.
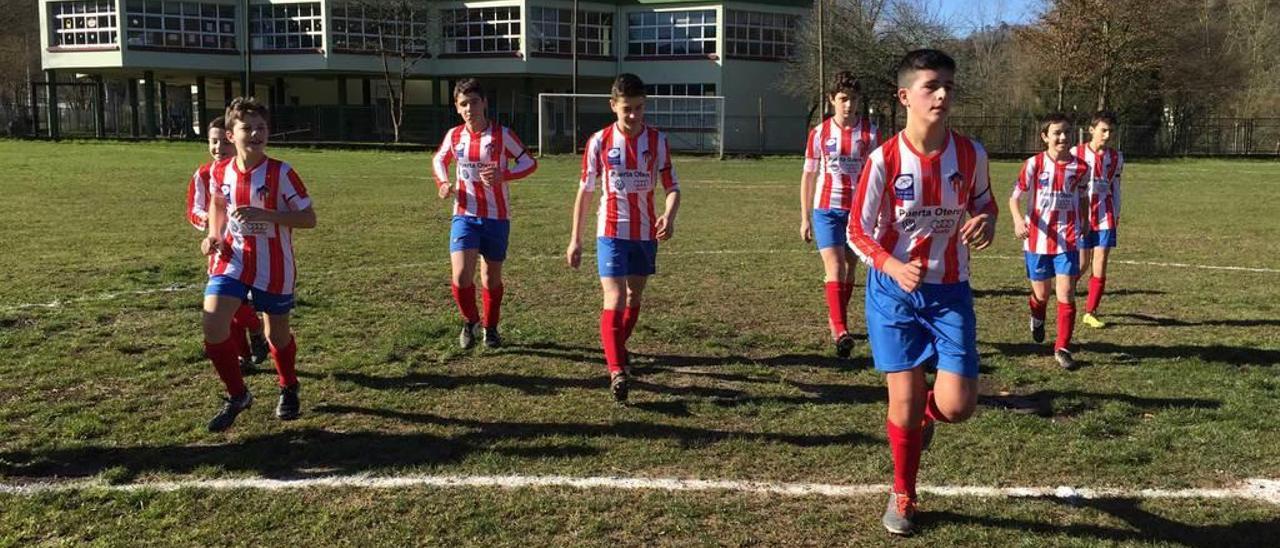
[1,474,1277,505]
[3,250,1276,312]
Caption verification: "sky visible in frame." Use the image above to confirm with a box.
[931,0,1043,35]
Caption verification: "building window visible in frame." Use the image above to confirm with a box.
[725,10,797,60]
[645,83,718,131]
[626,9,716,57]
[50,0,119,49]
[251,2,323,51]
[442,7,521,54]
[528,7,613,57]
[331,3,429,54]
[124,1,236,51]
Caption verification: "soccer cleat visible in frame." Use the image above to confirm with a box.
[610,370,630,403]
[249,332,270,364]
[483,326,502,349]
[238,355,256,375]
[275,384,300,420]
[458,322,479,349]
[921,419,936,452]
[1055,348,1077,371]
[1082,313,1107,329]
[835,332,856,359]
[882,491,917,536]
[207,391,253,433]
[1030,317,1046,344]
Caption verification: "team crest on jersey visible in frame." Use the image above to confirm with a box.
[947,171,964,194]
[254,183,270,201]
[894,174,915,200]
[219,182,232,199]
[454,144,466,155]
[824,137,838,153]
[607,147,623,166]
[610,172,626,191]
[1037,172,1051,188]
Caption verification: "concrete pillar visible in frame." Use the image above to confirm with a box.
[44,70,60,140]
[143,71,157,137]
[127,77,139,137]
[195,76,208,134]
[94,75,106,139]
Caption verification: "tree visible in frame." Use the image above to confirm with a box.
[348,0,435,143]
[0,1,40,135]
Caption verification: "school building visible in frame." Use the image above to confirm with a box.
[37,0,814,152]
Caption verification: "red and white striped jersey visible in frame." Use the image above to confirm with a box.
[803,117,879,210]
[208,157,312,295]
[1072,143,1124,231]
[186,162,214,231]
[847,131,998,285]
[1011,152,1089,255]
[432,123,537,220]
[580,124,680,241]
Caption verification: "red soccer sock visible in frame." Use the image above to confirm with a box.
[840,281,854,309]
[1056,301,1077,351]
[204,337,247,397]
[451,284,480,324]
[233,303,262,332]
[600,309,625,373]
[924,390,953,424]
[886,419,924,498]
[1086,277,1106,315]
[824,281,849,337]
[1028,295,1047,321]
[269,336,298,388]
[482,284,504,329]
[622,306,641,343]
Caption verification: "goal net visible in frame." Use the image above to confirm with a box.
[537,93,725,157]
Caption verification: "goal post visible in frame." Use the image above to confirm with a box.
[537,93,726,158]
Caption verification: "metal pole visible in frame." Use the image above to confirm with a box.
[242,0,253,96]
[94,76,106,139]
[816,0,824,121]
[718,97,725,160]
[45,70,59,140]
[571,0,579,154]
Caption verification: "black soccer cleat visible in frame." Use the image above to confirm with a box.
[249,332,270,364]
[1055,348,1077,371]
[483,326,502,349]
[610,370,630,403]
[835,332,856,359]
[1031,317,1046,344]
[239,355,256,375]
[208,391,253,433]
[459,322,479,349]
[276,383,300,420]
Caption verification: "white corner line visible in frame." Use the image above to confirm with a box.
[1,474,1277,505]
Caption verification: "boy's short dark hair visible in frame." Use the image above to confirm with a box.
[1039,111,1073,135]
[208,116,225,133]
[1090,110,1118,127]
[829,70,861,99]
[453,78,484,101]
[224,97,269,128]
[611,73,646,99]
[896,49,956,88]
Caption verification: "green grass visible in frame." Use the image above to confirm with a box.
[1,140,1278,544]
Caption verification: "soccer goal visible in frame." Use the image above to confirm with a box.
[537,93,726,158]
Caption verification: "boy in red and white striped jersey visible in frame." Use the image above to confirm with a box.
[566,73,681,403]
[848,50,998,535]
[201,97,317,432]
[432,79,538,350]
[1009,112,1090,370]
[186,116,269,373]
[1073,111,1124,328]
[800,70,878,359]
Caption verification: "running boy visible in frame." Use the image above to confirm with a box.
[1009,112,1090,370]
[186,116,269,372]
[800,70,878,358]
[1073,111,1124,328]
[566,73,681,403]
[201,97,316,432]
[847,49,997,535]
[432,79,538,349]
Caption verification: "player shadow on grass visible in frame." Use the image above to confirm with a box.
[504,341,873,371]
[984,340,1280,367]
[312,404,877,449]
[332,370,745,400]
[921,497,1280,547]
[977,390,1220,418]
[1107,312,1280,328]
[970,287,1168,298]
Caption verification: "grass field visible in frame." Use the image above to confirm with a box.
[1,140,1278,545]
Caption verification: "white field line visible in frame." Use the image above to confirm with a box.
[3,250,1276,313]
[1,474,1277,505]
